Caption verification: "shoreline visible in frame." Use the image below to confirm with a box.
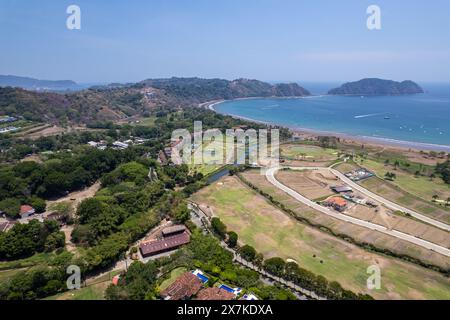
[203,98,450,153]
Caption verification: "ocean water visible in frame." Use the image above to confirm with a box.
[215,83,450,150]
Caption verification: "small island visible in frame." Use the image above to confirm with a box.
[328,78,424,95]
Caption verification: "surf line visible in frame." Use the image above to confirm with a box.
[354,113,385,119]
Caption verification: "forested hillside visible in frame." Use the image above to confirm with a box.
[0,78,310,125]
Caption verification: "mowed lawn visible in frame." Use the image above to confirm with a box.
[190,175,450,300]
[281,144,338,161]
[159,267,188,291]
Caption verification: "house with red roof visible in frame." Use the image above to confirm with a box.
[19,205,35,219]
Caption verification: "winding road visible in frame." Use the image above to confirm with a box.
[265,166,450,257]
[329,167,450,232]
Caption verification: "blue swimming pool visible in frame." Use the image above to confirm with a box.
[195,273,209,283]
[219,284,234,293]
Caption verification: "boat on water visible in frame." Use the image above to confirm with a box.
[384,116,390,120]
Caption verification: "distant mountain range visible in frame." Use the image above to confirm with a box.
[0,77,310,124]
[137,77,311,102]
[0,75,81,91]
[0,75,427,125]
[328,78,424,95]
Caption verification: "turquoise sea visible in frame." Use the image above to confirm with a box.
[214,83,450,151]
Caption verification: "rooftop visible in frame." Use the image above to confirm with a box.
[20,205,35,214]
[331,185,353,193]
[139,232,190,257]
[160,272,202,300]
[162,225,186,236]
[197,287,235,300]
[326,197,347,207]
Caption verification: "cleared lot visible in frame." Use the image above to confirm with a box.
[335,162,450,224]
[190,174,450,299]
[277,169,450,249]
[241,170,450,271]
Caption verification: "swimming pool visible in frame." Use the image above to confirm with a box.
[219,284,234,293]
[192,270,209,283]
[196,273,209,283]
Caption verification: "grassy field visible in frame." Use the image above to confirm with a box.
[44,282,109,300]
[131,117,157,127]
[0,252,65,270]
[44,270,122,300]
[281,144,338,161]
[190,174,450,299]
[0,268,27,283]
[358,159,450,202]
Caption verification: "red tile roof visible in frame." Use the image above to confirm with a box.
[112,275,120,286]
[160,272,202,300]
[20,205,35,214]
[139,232,190,257]
[326,197,347,207]
[197,287,235,300]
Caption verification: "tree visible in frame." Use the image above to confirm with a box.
[29,196,46,213]
[432,195,439,202]
[226,231,238,248]
[211,217,227,238]
[263,257,286,277]
[384,172,396,181]
[0,198,21,218]
[254,253,264,270]
[173,202,190,223]
[44,232,65,252]
[77,198,106,224]
[238,245,257,262]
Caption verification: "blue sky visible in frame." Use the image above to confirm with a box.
[1,0,449,83]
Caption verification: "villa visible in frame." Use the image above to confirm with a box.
[160,272,203,300]
[196,287,235,300]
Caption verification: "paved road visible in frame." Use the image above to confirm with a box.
[265,167,450,257]
[329,167,450,232]
[189,201,323,300]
